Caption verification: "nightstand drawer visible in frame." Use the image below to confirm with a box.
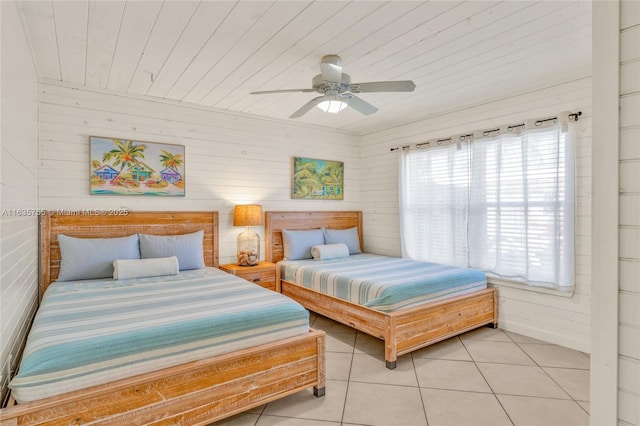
[239,270,275,291]
[219,261,277,291]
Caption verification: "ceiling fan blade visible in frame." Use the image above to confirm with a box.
[346,95,378,116]
[289,96,324,118]
[320,55,342,83]
[250,88,315,95]
[348,80,416,93]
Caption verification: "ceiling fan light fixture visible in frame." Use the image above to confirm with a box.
[317,97,347,114]
[251,54,415,118]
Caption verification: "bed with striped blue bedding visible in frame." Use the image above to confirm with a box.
[9,267,309,403]
[280,254,487,312]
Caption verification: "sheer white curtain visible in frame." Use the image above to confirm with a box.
[399,123,575,290]
[399,142,470,266]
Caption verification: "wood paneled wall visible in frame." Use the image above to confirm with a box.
[5,1,638,419]
[0,0,40,404]
[619,1,640,423]
[37,82,360,265]
[358,78,592,352]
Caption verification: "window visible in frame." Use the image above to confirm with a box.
[399,123,575,290]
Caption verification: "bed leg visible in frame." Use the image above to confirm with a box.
[313,386,325,397]
[486,322,498,329]
[385,360,397,370]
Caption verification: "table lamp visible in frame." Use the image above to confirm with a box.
[233,204,263,266]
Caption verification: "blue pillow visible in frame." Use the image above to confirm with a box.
[323,227,362,255]
[282,229,325,260]
[57,234,140,281]
[139,231,205,270]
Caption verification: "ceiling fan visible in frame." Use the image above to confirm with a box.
[250,54,416,118]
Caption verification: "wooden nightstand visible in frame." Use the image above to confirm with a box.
[220,261,277,291]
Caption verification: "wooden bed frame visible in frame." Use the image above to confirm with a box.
[265,210,497,369]
[0,211,325,426]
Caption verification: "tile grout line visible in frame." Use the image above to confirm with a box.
[511,339,591,415]
[511,338,577,400]
[338,329,358,425]
[504,329,590,417]
[460,332,516,426]
[410,353,431,426]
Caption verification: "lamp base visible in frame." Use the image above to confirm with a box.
[237,228,260,266]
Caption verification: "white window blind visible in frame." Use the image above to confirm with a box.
[399,123,575,290]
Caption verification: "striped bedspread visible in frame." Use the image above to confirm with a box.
[280,254,487,312]
[9,268,309,403]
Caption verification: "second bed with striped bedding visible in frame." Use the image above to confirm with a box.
[280,254,487,312]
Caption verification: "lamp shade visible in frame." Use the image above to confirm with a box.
[233,204,263,227]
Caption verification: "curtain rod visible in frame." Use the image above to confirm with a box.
[390,111,582,152]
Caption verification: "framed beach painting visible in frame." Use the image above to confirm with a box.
[90,136,185,196]
[291,156,343,200]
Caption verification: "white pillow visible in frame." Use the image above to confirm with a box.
[113,257,179,280]
[323,227,362,254]
[282,228,325,260]
[57,234,140,281]
[311,243,350,261]
[139,231,205,270]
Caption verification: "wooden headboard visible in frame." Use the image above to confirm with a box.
[265,211,362,263]
[40,211,219,299]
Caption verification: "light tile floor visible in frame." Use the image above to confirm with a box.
[216,313,590,426]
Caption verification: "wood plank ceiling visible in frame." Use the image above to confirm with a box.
[18,1,591,135]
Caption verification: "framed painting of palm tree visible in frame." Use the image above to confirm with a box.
[90,136,185,196]
[291,157,343,200]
